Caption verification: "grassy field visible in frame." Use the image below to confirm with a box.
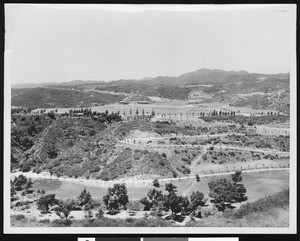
[32,170,289,202]
[32,100,279,117]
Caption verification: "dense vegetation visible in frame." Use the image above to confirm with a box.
[11,172,288,227]
[201,115,289,126]
[11,112,122,176]
[11,88,125,109]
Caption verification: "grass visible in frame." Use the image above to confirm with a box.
[31,170,289,203]
[11,189,289,227]
[186,189,289,227]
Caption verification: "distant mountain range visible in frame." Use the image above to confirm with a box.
[11,68,289,89]
[11,80,107,89]
[11,68,290,113]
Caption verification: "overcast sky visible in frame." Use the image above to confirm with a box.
[5,4,295,84]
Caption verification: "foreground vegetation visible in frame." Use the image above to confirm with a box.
[11,180,289,227]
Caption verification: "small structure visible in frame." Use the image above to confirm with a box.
[137,101,151,104]
[119,100,129,105]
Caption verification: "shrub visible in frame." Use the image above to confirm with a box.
[153,179,160,188]
[38,218,50,223]
[52,219,72,227]
[14,214,26,221]
[172,171,178,178]
[201,206,218,217]
[158,160,165,166]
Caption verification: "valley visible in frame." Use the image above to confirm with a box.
[10,68,291,228]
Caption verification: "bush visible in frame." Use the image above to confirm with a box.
[172,171,178,178]
[202,207,218,217]
[38,218,50,223]
[21,164,31,172]
[52,219,72,227]
[14,214,26,221]
[158,160,165,166]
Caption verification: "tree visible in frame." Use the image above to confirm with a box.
[10,181,16,201]
[25,178,33,193]
[189,191,206,217]
[172,171,178,178]
[165,183,177,194]
[231,171,247,203]
[140,197,152,211]
[140,188,164,211]
[163,193,181,215]
[37,194,58,213]
[83,200,94,219]
[77,188,92,206]
[231,170,242,183]
[163,193,190,216]
[95,208,104,219]
[47,112,56,120]
[103,183,129,213]
[178,195,191,215]
[151,109,155,117]
[153,179,160,188]
[13,175,28,191]
[208,173,247,212]
[150,202,164,217]
[54,199,76,219]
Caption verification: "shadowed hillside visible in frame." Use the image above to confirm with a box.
[11,88,125,109]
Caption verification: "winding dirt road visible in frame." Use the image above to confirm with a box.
[11,167,289,189]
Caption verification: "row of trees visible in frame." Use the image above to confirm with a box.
[11,108,32,115]
[250,111,280,117]
[126,109,156,117]
[157,110,236,118]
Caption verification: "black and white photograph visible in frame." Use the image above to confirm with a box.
[3,4,297,233]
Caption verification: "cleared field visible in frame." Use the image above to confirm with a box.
[33,103,212,116]
[32,100,278,117]
[32,170,289,203]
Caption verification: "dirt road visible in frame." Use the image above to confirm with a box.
[11,167,289,189]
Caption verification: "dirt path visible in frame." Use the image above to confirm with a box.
[182,178,197,197]
[11,167,289,189]
[121,139,289,156]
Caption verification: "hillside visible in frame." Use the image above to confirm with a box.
[95,84,190,100]
[11,115,181,180]
[11,115,220,180]
[11,88,125,109]
[11,69,290,112]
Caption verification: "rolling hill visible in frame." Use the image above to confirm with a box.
[11,88,125,109]
[11,68,290,112]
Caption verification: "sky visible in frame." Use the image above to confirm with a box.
[5,4,295,85]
